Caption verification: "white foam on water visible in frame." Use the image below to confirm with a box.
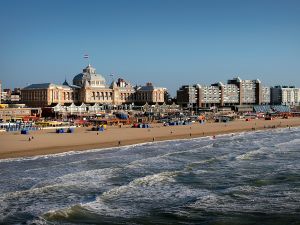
[188,183,300,214]
[189,193,261,213]
[125,156,181,172]
[0,167,121,222]
[99,171,178,200]
[161,143,214,158]
[1,127,300,223]
[75,171,205,218]
[27,218,48,225]
[223,185,259,194]
[0,146,117,163]
[1,167,118,199]
[235,147,268,160]
[275,138,300,148]
[187,169,209,175]
[41,171,180,218]
[31,167,119,189]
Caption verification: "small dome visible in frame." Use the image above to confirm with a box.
[73,64,106,87]
[63,79,69,86]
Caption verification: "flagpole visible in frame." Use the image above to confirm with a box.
[110,73,114,85]
[84,53,89,66]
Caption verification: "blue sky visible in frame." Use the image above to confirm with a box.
[0,0,300,95]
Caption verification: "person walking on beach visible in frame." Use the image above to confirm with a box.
[28,137,31,142]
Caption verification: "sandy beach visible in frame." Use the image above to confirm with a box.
[1,117,300,160]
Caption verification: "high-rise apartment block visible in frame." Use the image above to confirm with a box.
[177,77,270,108]
[270,86,300,106]
[176,85,198,107]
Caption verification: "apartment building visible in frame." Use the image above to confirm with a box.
[271,86,300,106]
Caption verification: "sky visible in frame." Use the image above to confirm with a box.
[0,0,300,96]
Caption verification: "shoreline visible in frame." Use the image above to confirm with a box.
[1,118,300,160]
[0,129,281,162]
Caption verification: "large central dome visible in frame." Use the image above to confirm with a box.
[73,64,106,88]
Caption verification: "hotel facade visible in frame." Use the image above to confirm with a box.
[21,64,166,107]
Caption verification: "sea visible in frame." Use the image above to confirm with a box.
[0,128,299,225]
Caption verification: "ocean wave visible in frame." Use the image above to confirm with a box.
[275,138,300,148]
[235,147,268,160]
[42,171,181,219]
[1,127,300,224]
[188,183,300,214]
[78,171,202,218]
[31,167,119,189]
[186,154,228,169]
[161,143,214,158]
[44,186,208,221]
[0,167,123,223]
[99,171,179,200]
[125,157,178,172]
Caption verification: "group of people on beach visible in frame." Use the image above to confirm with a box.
[28,136,34,141]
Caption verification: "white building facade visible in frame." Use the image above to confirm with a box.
[271,86,300,106]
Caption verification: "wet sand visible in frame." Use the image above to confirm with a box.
[0,117,299,160]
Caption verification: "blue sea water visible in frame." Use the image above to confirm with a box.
[0,128,300,225]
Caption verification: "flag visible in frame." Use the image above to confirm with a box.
[84,54,89,59]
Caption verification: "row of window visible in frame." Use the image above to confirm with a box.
[63,92,74,101]
[120,93,134,101]
[203,97,220,100]
[22,91,48,101]
[91,81,105,85]
[91,92,113,101]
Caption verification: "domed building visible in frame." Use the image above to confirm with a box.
[71,64,136,105]
[73,64,106,88]
[21,64,166,108]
